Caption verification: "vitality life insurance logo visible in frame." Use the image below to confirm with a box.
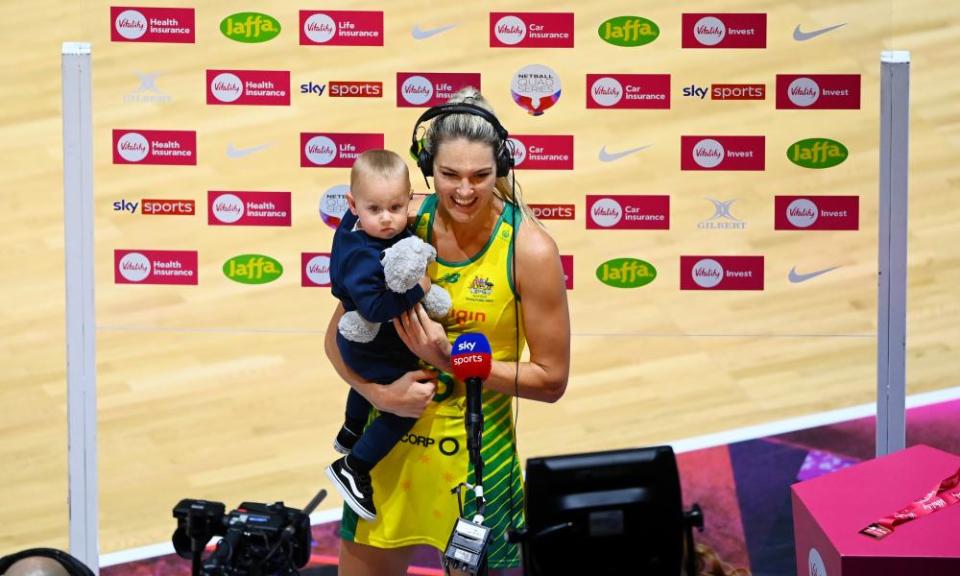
[301,253,331,287]
[586,74,670,109]
[300,133,384,168]
[586,195,669,230]
[113,129,196,165]
[680,256,764,290]
[115,249,198,285]
[490,12,574,48]
[300,10,383,46]
[775,196,859,230]
[111,7,195,43]
[682,13,767,48]
[397,72,482,107]
[681,136,765,171]
[207,70,290,106]
[507,135,573,170]
[776,75,861,109]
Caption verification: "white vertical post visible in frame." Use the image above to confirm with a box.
[62,42,99,573]
[877,51,910,457]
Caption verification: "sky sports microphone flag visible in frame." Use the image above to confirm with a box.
[450,333,492,383]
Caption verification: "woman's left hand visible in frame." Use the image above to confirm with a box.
[394,304,452,372]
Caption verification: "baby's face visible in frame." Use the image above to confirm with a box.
[348,173,411,240]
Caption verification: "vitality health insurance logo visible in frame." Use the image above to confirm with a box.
[300,133,384,168]
[680,256,764,290]
[207,70,290,106]
[111,7,195,43]
[776,75,861,109]
[300,10,383,46]
[586,195,669,230]
[596,258,656,288]
[302,253,332,287]
[511,64,561,116]
[682,13,767,48]
[319,184,350,228]
[586,74,670,109]
[115,249,198,285]
[775,196,859,230]
[490,12,574,48]
[507,135,573,170]
[208,191,291,227]
[112,129,196,165]
[223,254,283,285]
[221,12,281,43]
[397,73,482,107]
[681,136,765,171]
[598,16,659,47]
[529,204,575,221]
[788,138,848,169]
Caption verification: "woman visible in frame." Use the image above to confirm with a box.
[324,87,570,575]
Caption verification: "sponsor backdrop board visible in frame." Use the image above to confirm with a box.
[9,0,960,565]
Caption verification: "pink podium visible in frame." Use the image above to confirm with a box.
[792,444,960,576]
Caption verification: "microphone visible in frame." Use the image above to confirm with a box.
[450,333,492,465]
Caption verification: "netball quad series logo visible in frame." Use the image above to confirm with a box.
[681,136,765,170]
[300,10,383,46]
[511,64,562,116]
[223,254,283,285]
[682,13,767,48]
[301,253,332,287]
[776,75,861,109]
[775,196,859,230]
[207,70,290,106]
[396,72,482,107]
[111,7,195,43]
[596,258,656,288]
[115,249,198,285]
[208,191,291,227]
[680,256,764,290]
[586,74,670,109]
[598,16,659,47]
[788,138,848,169]
[490,12,574,48]
[221,12,281,43]
[507,135,573,169]
[113,129,196,165]
[300,133,384,168]
[319,185,350,229]
[586,195,669,230]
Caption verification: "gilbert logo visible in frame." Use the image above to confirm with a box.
[680,256,764,290]
[598,16,659,47]
[776,75,861,109]
[788,138,848,169]
[699,199,746,230]
[396,72,482,107]
[586,195,669,230]
[208,191,292,227]
[319,184,350,229]
[221,12,280,43]
[113,129,196,165]
[223,254,283,284]
[682,13,767,48]
[681,136,765,170]
[775,196,859,230]
[507,135,573,169]
[586,74,670,109]
[300,10,383,46]
[300,133,384,168]
[115,249,198,285]
[301,253,332,287]
[111,7,195,43]
[207,70,290,106]
[596,258,656,288]
[529,204,575,220]
[490,12,574,48]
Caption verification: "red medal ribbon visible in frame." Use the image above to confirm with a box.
[860,466,960,539]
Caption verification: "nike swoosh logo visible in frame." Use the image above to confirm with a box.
[411,23,456,40]
[793,23,847,42]
[599,144,652,162]
[226,143,271,159]
[789,266,839,283]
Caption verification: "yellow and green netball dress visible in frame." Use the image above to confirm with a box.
[340,195,526,569]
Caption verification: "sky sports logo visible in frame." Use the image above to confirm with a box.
[112,129,196,165]
[302,253,332,287]
[681,136,765,170]
[776,75,861,109]
[529,204,575,221]
[300,133,384,167]
[775,196,859,230]
[507,135,573,169]
[299,81,383,97]
[682,84,765,100]
[586,74,670,109]
[680,256,764,290]
[208,191,291,226]
[397,73,482,107]
[299,10,383,46]
[207,70,290,106]
[586,195,669,230]
[490,12,574,48]
[682,13,767,48]
[113,198,195,215]
[115,249,198,285]
[111,7,195,43]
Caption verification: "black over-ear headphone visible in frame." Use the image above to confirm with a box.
[409,103,515,181]
[0,548,95,576]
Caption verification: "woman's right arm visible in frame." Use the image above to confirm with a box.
[325,303,438,419]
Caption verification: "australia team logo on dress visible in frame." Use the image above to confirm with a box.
[111,7,195,43]
[299,10,383,46]
[682,13,767,48]
[468,276,495,300]
[490,12,574,48]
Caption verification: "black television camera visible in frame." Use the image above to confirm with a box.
[172,489,325,576]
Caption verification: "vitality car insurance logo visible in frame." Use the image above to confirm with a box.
[115,249,198,285]
[507,135,573,170]
[397,73,482,107]
[586,74,670,109]
[586,195,669,230]
[682,13,767,48]
[208,191,291,226]
[111,7,195,43]
[301,253,332,287]
[300,10,383,46]
[300,133,384,168]
[207,70,290,106]
[490,12,574,48]
[560,255,574,290]
[529,204,575,220]
[680,256,764,290]
[113,129,196,165]
[776,75,861,109]
[775,196,859,230]
[681,136,765,171]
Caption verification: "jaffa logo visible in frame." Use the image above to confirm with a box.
[319,184,349,229]
[221,12,280,43]
[223,254,283,284]
[511,64,561,116]
[596,258,656,288]
[788,138,848,169]
[598,16,659,47]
